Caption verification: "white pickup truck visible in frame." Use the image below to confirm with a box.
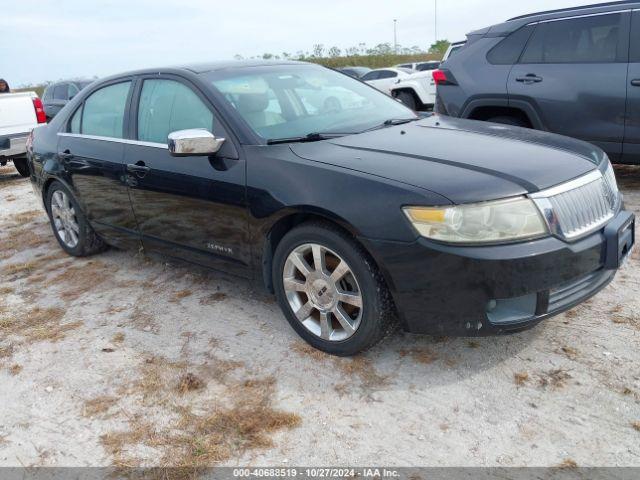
[0,92,46,176]
[389,42,466,111]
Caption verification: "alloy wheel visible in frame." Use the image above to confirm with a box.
[283,243,363,341]
[51,190,80,248]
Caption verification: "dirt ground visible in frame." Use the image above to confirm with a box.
[0,163,639,468]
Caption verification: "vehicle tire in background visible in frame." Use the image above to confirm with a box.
[395,90,418,111]
[13,157,30,177]
[486,116,529,128]
[273,222,395,356]
[45,180,107,257]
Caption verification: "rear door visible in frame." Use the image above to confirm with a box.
[124,75,250,276]
[57,80,140,249]
[623,10,640,162]
[508,11,630,160]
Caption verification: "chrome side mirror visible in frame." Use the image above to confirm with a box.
[168,129,225,157]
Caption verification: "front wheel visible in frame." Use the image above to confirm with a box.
[394,90,418,111]
[45,181,107,256]
[273,222,395,356]
[13,157,30,177]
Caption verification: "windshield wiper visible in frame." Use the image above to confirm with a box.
[362,117,419,133]
[266,132,345,145]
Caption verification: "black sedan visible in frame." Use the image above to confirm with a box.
[26,61,635,356]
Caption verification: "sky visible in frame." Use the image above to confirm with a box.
[0,0,618,86]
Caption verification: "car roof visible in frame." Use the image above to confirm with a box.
[474,0,640,37]
[508,0,639,21]
[92,60,314,85]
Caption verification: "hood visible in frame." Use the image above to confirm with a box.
[290,115,602,204]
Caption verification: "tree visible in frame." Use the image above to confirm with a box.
[327,46,341,58]
[428,40,450,56]
[312,44,325,58]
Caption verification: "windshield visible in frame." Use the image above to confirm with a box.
[203,64,416,142]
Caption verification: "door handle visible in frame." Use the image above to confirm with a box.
[631,79,640,87]
[516,74,543,84]
[126,161,150,177]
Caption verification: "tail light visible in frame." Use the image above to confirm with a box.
[432,69,456,86]
[32,97,47,123]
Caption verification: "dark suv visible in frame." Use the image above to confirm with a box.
[42,80,92,121]
[435,1,640,164]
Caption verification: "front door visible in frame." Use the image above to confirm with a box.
[624,10,640,163]
[508,11,629,161]
[57,80,140,249]
[124,76,250,277]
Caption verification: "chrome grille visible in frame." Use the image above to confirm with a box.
[531,165,620,241]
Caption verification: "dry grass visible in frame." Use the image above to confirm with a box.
[564,310,578,319]
[1,223,51,255]
[539,369,572,389]
[560,346,579,360]
[612,313,640,330]
[0,306,81,347]
[0,286,15,295]
[129,306,158,333]
[83,395,119,418]
[170,289,193,303]
[200,292,228,305]
[103,356,300,468]
[291,341,387,391]
[514,372,529,386]
[112,332,125,344]
[632,421,640,432]
[399,347,438,365]
[558,458,578,469]
[466,340,480,349]
[51,260,118,301]
[9,364,22,376]
[177,373,205,394]
[9,210,44,225]
[290,341,327,361]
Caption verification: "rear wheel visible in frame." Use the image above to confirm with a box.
[13,157,30,177]
[486,116,529,128]
[395,90,418,111]
[45,181,106,256]
[273,222,395,356]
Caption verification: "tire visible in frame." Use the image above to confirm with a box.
[272,222,395,356]
[13,157,30,177]
[395,90,418,111]
[486,116,529,128]
[45,180,107,257]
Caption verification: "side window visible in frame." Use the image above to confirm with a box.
[361,71,379,81]
[53,84,68,101]
[43,87,53,102]
[138,79,214,144]
[487,25,535,65]
[521,13,624,64]
[82,82,131,138]
[68,83,80,100]
[630,11,640,62]
[70,106,82,134]
[378,71,397,79]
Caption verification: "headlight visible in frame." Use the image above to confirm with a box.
[403,197,548,244]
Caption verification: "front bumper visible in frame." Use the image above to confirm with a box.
[0,134,28,158]
[366,209,635,336]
